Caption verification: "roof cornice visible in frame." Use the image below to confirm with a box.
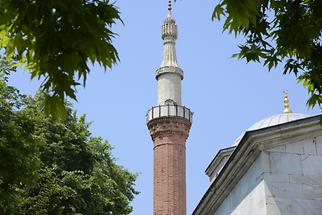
[205,146,235,177]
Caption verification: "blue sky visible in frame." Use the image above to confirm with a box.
[8,0,321,214]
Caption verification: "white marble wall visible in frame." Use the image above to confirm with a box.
[214,153,268,215]
[213,134,322,215]
[263,134,322,215]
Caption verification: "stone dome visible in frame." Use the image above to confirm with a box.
[232,112,310,146]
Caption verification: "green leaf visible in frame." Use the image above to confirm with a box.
[212,4,225,21]
[0,0,122,119]
[44,94,67,121]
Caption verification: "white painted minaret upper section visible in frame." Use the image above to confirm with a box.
[160,10,178,68]
[156,2,184,106]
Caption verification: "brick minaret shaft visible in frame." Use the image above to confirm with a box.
[147,1,192,215]
[148,117,191,215]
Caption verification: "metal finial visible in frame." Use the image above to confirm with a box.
[168,0,172,12]
[283,90,293,113]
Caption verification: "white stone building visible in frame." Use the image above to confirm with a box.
[193,93,322,215]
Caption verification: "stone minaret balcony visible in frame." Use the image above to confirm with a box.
[146,104,193,123]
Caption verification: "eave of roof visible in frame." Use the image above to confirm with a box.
[205,146,236,177]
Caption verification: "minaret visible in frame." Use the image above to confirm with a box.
[146,1,192,215]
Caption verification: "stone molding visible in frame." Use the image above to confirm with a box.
[205,146,236,182]
[162,16,177,40]
[147,116,191,142]
[156,66,184,80]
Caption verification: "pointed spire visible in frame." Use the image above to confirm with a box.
[283,90,293,113]
[160,0,179,68]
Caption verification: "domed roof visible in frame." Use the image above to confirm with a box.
[232,91,311,146]
[232,112,310,146]
[247,112,309,130]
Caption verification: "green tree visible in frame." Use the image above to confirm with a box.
[0,0,121,118]
[213,0,322,110]
[20,96,138,214]
[0,57,40,213]
[0,77,137,214]
[0,69,40,214]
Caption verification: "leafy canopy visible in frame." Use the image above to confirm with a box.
[0,76,138,214]
[213,0,322,111]
[0,68,40,214]
[0,0,121,119]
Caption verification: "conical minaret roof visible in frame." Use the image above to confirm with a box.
[160,2,178,67]
[157,0,183,80]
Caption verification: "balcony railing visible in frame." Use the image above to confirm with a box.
[146,105,193,123]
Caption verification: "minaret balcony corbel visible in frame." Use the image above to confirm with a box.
[156,66,184,80]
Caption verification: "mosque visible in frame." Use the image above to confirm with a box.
[146,1,322,215]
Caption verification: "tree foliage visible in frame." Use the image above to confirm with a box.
[213,0,322,110]
[0,69,40,214]
[0,0,121,119]
[0,78,137,214]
